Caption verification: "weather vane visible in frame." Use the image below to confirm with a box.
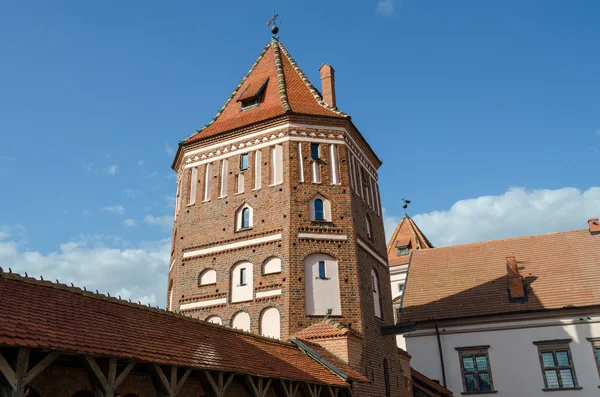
[402,199,411,216]
[266,10,279,36]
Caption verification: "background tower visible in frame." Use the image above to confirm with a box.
[169,37,410,397]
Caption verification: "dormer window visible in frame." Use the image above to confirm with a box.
[397,246,409,256]
[237,78,269,111]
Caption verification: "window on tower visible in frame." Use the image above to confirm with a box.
[231,261,253,303]
[241,208,250,229]
[235,203,253,231]
[314,199,324,220]
[240,153,249,171]
[237,78,268,111]
[304,253,341,316]
[240,267,247,286]
[309,194,331,222]
[318,261,326,279]
[311,143,320,160]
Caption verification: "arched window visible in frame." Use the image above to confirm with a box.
[167,279,174,311]
[231,261,253,303]
[309,194,332,222]
[372,269,382,319]
[231,311,251,331]
[304,253,341,316]
[199,269,217,286]
[235,203,253,231]
[206,315,222,325]
[260,307,281,339]
[383,359,391,397]
[314,199,324,220]
[262,257,282,275]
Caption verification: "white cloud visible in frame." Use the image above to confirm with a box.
[81,209,91,216]
[164,144,175,156]
[398,187,600,247]
[138,160,145,166]
[0,233,169,306]
[105,163,119,175]
[376,0,396,16]
[103,205,125,215]
[144,215,174,228]
[123,219,136,227]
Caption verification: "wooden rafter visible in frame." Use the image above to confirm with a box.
[0,348,58,395]
[149,364,192,397]
[83,356,136,396]
[244,375,273,397]
[199,370,235,397]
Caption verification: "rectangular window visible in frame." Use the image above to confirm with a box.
[590,338,600,378]
[220,159,228,197]
[240,153,249,171]
[203,163,212,201]
[534,340,579,390]
[318,261,326,279]
[311,143,320,160]
[271,145,283,185]
[397,246,409,256]
[254,150,262,189]
[240,268,247,286]
[189,167,198,205]
[398,284,405,293]
[456,346,495,393]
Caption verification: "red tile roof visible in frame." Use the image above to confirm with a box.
[0,271,354,387]
[185,39,347,144]
[293,319,361,340]
[387,215,433,267]
[296,339,370,383]
[400,226,600,324]
[411,368,453,396]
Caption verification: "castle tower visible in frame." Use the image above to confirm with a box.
[169,38,410,397]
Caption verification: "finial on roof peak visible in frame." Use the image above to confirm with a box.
[266,10,280,38]
[402,199,411,216]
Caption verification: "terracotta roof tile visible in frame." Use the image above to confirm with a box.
[296,339,370,383]
[0,272,350,387]
[387,215,433,267]
[400,227,600,324]
[412,368,453,396]
[293,319,361,340]
[184,39,346,144]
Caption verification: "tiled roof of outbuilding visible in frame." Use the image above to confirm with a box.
[294,319,362,340]
[185,39,347,144]
[399,226,600,324]
[0,271,356,387]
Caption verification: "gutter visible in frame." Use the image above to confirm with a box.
[435,322,447,387]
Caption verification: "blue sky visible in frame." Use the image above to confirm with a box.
[1,1,599,305]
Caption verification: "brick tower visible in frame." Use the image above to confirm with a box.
[169,37,410,396]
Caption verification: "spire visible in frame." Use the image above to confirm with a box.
[185,40,348,144]
[387,213,433,266]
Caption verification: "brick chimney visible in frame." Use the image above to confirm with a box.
[588,218,600,234]
[506,256,525,299]
[319,63,336,109]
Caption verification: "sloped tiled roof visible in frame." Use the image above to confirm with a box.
[294,319,362,340]
[185,39,347,143]
[412,368,453,396]
[295,339,370,383]
[387,215,433,267]
[400,227,600,324]
[0,271,352,387]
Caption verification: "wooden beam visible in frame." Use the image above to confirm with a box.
[200,370,234,397]
[0,352,17,391]
[151,364,171,394]
[114,361,136,389]
[173,368,192,396]
[83,356,109,392]
[327,386,339,397]
[13,348,30,394]
[107,358,117,388]
[23,352,59,386]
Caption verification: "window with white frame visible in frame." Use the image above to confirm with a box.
[240,153,249,171]
[371,269,381,318]
[235,203,253,231]
[198,268,217,286]
[271,144,283,185]
[219,159,228,197]
[456,346,495,393]
[304,253,341,316]
[310,143,320,160]
[588,338,600,379]
[231,261,253,303]
[534,340,579,390]
[309,194,332,222]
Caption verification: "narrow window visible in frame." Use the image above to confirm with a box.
[298,143,305,183]
[241,208,250,229]
[348,151,355,190]
[397,246,409,256]
[318,261,326,279]
[311,161,321,184]
[240,267,247,286]
[203,163,212,201]
[329,144,340,184]
[456,346,495,393]
[271,145,283,185]
[383,359,391,397]
[219,159,228,197]
[398,284,405,293]
[254,150,262,189]
[372,269,381,318]
[366,216,372,239]
[589,338,600,378]
[236,174,244,194]
[189,167,198,205]
[311,143,320,159]
[314,199,324,220]
[240,153,249,171]
[534,340,578,390]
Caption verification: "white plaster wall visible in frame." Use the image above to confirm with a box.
[231,261,253,303]
[263,257,282,274]
[304,253,341,315]
[390,273,407,301]
[260,307,281,339]
[231,311,251,331]
[406,318,600,396]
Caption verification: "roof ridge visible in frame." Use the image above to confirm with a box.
[277,41,348,117]
[412,228,589,254]
[0,269,298,348]
[271,39,291,113]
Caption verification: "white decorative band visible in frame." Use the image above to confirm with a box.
[297,233,348,241]
[179,298,227,310]
[169,259,176,272]
[183,233,283,259]
[255,289,282,299]
[356,238,388,267]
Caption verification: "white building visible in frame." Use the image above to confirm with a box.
[390,217,600,396]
